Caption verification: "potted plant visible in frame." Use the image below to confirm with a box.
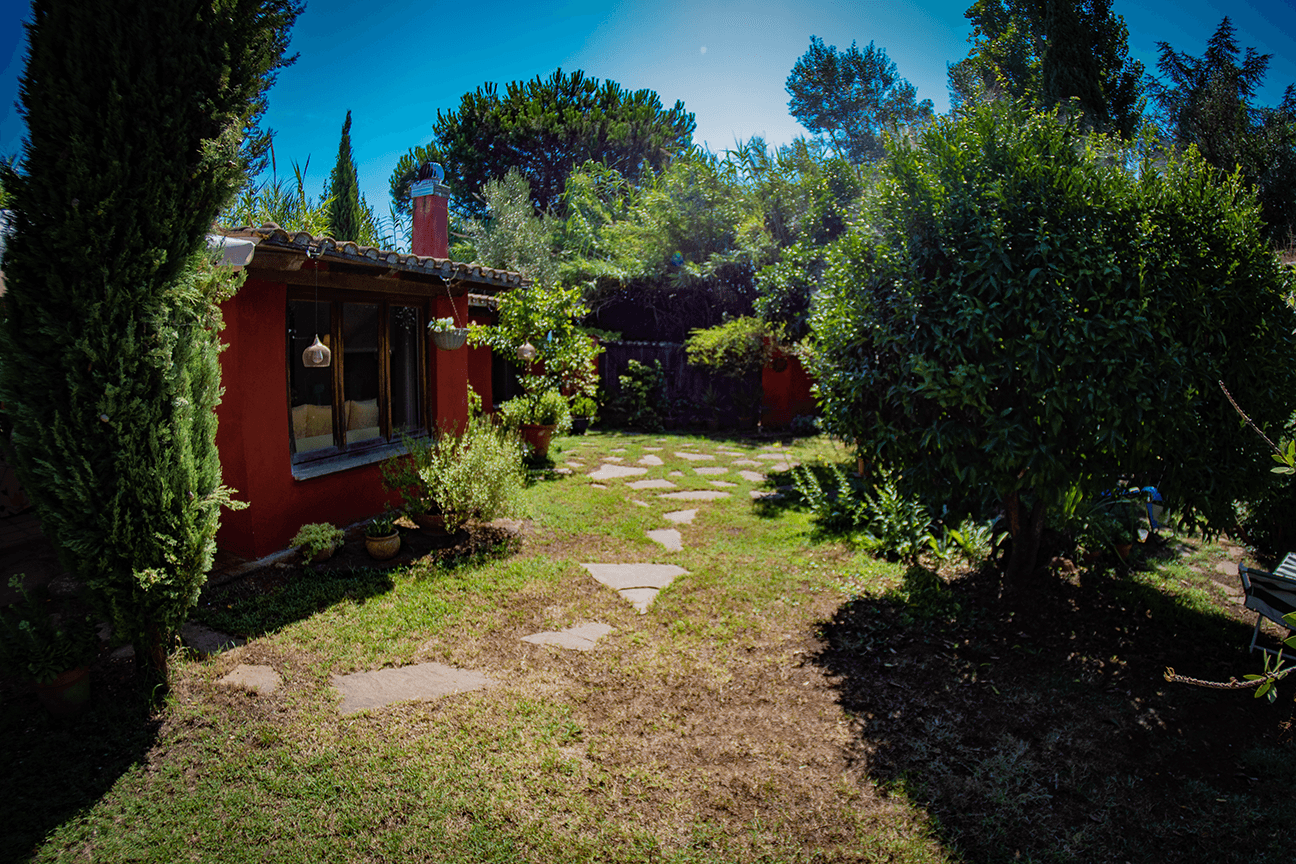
[363,511,401,560]
[0,575,98,717]
[428,316,468,351]
[291,522,343,563]
[499,388,571,458]
[569,394,599,435]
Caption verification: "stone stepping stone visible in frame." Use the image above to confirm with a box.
[644,446,663,451]
[554,467,573,475]
[694,466,728,475]
[521,622,613,651]
[750,490,783,500]
[182,622,243,656]
[590,483,607,489]
[709,480,737,488]
[737,470,766,482]
[731,459,760,466]
[630,499,649,508]
[628,478,677,490]
[566,461,585,469]
[612,448,627,453]
[675,452,714,461]
[588,463,649,481]
[660,490,730,501]
[664,508,697,524]
[604,456,625,462]
[646,528,683,551]
[581,563,688,613]
[668,470,684,477]
[637,454,664,466]
[333,663,494,715]
[218,664,281,694]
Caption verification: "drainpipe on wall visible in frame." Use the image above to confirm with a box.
[410,162,450,259]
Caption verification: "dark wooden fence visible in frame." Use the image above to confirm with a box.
[597,340,759,428]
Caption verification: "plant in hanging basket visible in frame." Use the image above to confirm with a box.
[428,316,468,351]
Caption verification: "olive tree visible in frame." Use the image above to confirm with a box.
[810,103,1296,587]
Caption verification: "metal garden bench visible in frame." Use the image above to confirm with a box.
[1238,555,1296,656]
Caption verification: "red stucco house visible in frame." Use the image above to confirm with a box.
[214,167,526,559]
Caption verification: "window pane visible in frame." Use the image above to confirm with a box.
[342,302,381,444]
[389,304,423,435]
[288,300,335,454]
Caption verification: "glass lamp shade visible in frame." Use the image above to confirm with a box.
[302,334,332,368]
[516,342,537,362]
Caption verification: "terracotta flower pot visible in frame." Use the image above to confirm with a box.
[412,512,446,534]
[365,531,401,560]
[36,666,91,718]
[519,423,557,458]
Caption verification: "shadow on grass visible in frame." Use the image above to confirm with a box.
[813,563,1296,864]
[194,526,521,639]
[0,657,159,862]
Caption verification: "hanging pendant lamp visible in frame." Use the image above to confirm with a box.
[302,334,331,367]
[302,245,331,368]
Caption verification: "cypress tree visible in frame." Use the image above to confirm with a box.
[325,110,365,241]
[0,0,300,695]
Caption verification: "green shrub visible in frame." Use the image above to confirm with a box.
[612,359,666,430]
[388,419,525,531]
[792,462,932,562]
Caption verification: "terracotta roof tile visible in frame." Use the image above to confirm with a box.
[221,223,530,290]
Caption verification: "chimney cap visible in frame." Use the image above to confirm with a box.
[415,162,445,183]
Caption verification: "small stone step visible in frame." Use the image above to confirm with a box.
[333,663,493,715]
[218,664,281,695]
[521,622,613,651]
[646,528,683,551]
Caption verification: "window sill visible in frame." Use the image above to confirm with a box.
[290,439,410,481]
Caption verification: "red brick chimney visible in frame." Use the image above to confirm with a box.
[410,162,449,258]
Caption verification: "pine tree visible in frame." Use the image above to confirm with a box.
[0,0,299,695]
[325,110,365,242]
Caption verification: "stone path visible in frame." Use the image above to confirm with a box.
[211,437,790,714]
[333,663,494,715]
[218,664,281,694]
[521,622,613,651]
[581,563,688,613]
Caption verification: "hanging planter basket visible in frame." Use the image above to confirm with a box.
[431,328,469,351]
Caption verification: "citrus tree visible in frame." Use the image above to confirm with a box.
[810,102,1296,587]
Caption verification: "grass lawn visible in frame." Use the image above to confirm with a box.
[2,430,1293,863]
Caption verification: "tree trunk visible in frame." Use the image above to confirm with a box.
[136,625,171,705]
[1004,494,1047,592]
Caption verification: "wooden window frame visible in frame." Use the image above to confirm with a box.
[286,287,431,476]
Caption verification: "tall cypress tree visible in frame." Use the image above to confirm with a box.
[325,110,364,241]
[0,0,300,694]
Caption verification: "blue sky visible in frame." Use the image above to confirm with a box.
[2,0,1294,223]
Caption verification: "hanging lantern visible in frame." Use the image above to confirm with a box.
[302,334,331,368]
[516,342,537,362]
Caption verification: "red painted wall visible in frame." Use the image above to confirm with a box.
[761,351,817,428]
[215,277,397,559]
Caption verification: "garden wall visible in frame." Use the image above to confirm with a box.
[597,341,816,429]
